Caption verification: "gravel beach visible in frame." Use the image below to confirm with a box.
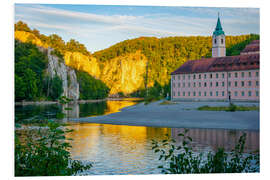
[70,101,259,130]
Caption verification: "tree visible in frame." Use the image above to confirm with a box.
[22,68,38,100]
[15,74,26,101]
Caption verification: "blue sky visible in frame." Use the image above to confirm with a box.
[14,4,260,52]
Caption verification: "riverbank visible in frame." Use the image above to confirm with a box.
[15,97,144,106]
[71,100,260,130]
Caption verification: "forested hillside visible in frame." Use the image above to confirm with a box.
[15,21,259,98]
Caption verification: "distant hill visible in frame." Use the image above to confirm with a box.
[15,21,259,96]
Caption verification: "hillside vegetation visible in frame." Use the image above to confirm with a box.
[15,21,259,97]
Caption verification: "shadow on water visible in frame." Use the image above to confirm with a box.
[15,99,141,122]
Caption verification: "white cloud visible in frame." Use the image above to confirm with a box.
[14,4,259,52]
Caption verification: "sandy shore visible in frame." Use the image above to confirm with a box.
[70,100,259,130]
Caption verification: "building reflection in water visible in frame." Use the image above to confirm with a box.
[171,128,259,152]
[65,123,259,175]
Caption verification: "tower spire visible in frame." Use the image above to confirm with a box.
[213,13,224,36]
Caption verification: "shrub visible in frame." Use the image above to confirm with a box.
[152,129,259,174]
[15,121,92,176]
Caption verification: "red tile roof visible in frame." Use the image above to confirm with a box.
[171,40,260,75]
[241,40,260,53]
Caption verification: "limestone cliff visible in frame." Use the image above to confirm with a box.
[45,48,80,100]
[99,51,148,94]
[15,30,151,95]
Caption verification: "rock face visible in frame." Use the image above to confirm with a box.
[46,47,79,100]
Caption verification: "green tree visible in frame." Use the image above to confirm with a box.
[76,71,109,100]
[15,74,26,101]
[22,68,38,100]
[50,76,63,100]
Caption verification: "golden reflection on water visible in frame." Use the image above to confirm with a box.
[103,100,138,116]
[66,123,171,161]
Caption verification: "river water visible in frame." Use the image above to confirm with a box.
[15,99,259,175]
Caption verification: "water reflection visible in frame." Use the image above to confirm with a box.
[65,123,259,175]
[171,128,259,152]
[15,99,141,121]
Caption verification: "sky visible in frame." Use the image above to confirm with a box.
[14,4,260,53]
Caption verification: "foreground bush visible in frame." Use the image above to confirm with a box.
[152,129,259,174]
[15,121,92,176]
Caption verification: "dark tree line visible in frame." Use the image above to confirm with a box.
[76,71,109,100]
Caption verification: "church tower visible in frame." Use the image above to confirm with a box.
[212,14,226,57]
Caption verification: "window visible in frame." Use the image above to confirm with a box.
[188,83,191,87]
[216,91,219,96]
[183,75,185,80]
[178,91,180,96]
[210,82,213,87]
[248,81,252,86]
[204,74,207,79]
[173,83,175,88]
[199,82,201,87]
[193,92,196,96]
[222,73,224,78]
[193,82,196,87]
[173,91,175,96]
[256,72,259,77]
[241,91,245,96]
[210,92,213,96]
[178,75,180,80]
[228,81,231,87]
[222,82,225,87]
[216,73,219,78]
[235,81,238,87]
[241,81,245,87]
[249,72,251,77]
[256,81,259,86]
[199,74,201,79]
[183,92,185,96]
[234,91,238,97]
[178,83,180,88]
[214,39,217,44]
[216,82,219,87]
[222,91,225,96]
[210,74,213,78]
[188,75,190,80]
[204,92,207,96]
[204,82,207,87]
[256,91,259,96]
[228,73,231,78]
[173,76,175,80]
[235,72,238,78]
[183,83,185,87]
[199,92,201,96]
[193,74,196,79]
[248,91,252,97]
[188,92,190,96]
[241,72,245,77]
[221,38,223,44]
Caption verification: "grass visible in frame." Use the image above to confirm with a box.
[159,100,178,105]
[197,104,259,112]
[144,96,163,105]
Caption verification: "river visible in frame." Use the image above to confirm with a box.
[15,99,259,175]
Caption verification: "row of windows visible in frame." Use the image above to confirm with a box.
[173,71,259,80]
[173,91,259,97]
[173,80,259,88]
